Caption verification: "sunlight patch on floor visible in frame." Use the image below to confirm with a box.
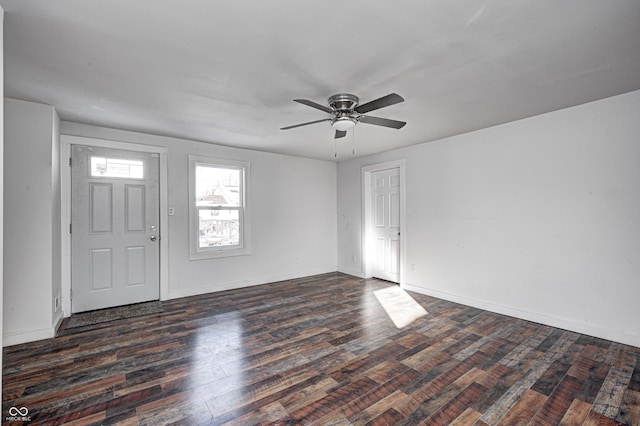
[374,286,428,328]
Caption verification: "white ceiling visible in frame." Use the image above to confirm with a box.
[2,1,640,161]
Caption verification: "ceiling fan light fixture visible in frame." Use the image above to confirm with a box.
[331,116,357,131]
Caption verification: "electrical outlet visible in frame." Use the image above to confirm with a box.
[352,255,357,263]
[168,207,175,216]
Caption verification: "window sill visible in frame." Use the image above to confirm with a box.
[189,246,252,261]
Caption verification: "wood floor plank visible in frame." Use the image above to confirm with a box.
[137,392,212,426]
[348,390,408,426]
[591,365,636,419]
[341,368,420,421]
[448,406,483,425]
[288,376,380,422]
[530,374,583,425]
[278,376,338,413]
[366,408,406,425]
[531,359,573,396]
[2,272,638,425]
[559,398,593,426]
[582,410,626,425]
[420,381,488,425]
[616,389,640,425]
[496,326,551,369]
[495,388,547,426]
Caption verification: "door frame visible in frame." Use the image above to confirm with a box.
[362,159,406,287]
[61,135,169,317]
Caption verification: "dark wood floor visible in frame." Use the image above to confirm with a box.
[3,273,640,425]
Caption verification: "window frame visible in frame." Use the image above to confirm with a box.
[89,155,145,180]
[188,155,251,260]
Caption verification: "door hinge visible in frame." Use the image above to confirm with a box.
[69,157,72,167]
[70,289,73,300]
[69,224,72,234]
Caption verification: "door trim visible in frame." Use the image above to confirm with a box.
[61,135,169,317]
[362,159,406,287]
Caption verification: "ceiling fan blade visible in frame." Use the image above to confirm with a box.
[359,115,406,129]
[280,118,331,130]
[355,93,404,114]
[334,130,347,139]
[293,99,333,114]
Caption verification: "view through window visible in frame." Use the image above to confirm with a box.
[90,156,144,179]
[189,155,251,259]
[195,165,242,248]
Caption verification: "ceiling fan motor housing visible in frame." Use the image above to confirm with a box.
[328,93,359,112]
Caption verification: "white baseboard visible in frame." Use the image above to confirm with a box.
[3,310,64,346]
[166,267,337,300]
[404,282,640,349]
[3,327,56,347]
[337,266,365,278]
[53,310,65,332]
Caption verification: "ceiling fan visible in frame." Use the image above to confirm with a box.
[281,93,406,139]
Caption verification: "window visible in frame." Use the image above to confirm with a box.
[90,156,144,179]
[189,155,251,259]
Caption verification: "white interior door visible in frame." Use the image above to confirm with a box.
[371,167,401,283]
[71,145,160,313]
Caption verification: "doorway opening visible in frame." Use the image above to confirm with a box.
[362,159,406,286]
[61,135,169,317]
[70,145,160,313]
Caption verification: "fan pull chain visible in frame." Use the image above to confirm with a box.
[351,127,356,155]
[334,138,338,159]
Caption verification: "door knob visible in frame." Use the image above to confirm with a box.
[150,235,157,242]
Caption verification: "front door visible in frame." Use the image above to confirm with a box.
[371,167,400,283]
[71,145,160,313]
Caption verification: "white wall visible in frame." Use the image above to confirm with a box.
[338,90,640,348]
[61,123,337,299]
[1,4,6,386]
[3,104,336,346]
[3,99,62,345]
[3,115,337,346]
[51,112,61,327]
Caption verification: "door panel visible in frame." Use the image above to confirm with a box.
[376,237,386,271]
[125,246,146,286]
[90,249,113,291]
[90,183,113,233]
[71,145,160,313]
[389,237,400,275]
[125,185,146,232]
[390,192,400,228]
[375,194,385,227]
[371,167,401,283]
